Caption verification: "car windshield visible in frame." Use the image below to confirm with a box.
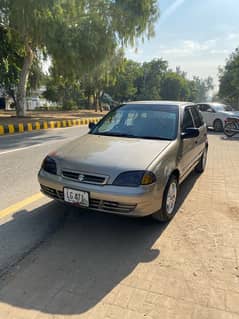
[213,104,233,112]
[91,104,179,141]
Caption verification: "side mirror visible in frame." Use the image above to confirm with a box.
[89,122,96,130]
[181,128,199,139]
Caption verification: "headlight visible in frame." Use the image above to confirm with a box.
[41,156,57,175]
[113,171,156,187]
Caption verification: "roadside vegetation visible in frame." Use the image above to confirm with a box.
[0,0,159,116]
[0,1,239,116]
[218,48,239,109]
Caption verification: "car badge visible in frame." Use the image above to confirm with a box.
[78,174,85,182]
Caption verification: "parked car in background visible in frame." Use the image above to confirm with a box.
[197,103,239,131]
[39,101,208,222]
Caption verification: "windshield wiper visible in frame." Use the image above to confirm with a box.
[93,132,137,138]
[138,136,171,141]
[93,132,171,140]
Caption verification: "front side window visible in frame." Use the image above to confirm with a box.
[183,108,194,130]
[191,107,204,128]
[91,104,179,140]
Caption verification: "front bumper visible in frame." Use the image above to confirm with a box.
[38,169,163,217]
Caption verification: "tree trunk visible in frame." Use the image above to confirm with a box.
[99,91,103,112]
[94,93,99,112]
[16,43,34,117]
[87,94,91,108]
[7,88,17,105]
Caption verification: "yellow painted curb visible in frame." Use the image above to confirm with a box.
[27,123,33,131]
[35,122,41,130]
[19,123,24,133]
[0,125,4,135]
[0,117,103,136]
[49,121,55,129]
[0,193,44,220]
[8,124,15,134]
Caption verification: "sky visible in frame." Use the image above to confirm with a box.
[126,0,239,90]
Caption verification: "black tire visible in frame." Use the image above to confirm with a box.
[213,119,223,132]
[195,147,208,173]
[224,122,237,137]
[152,175,178,222]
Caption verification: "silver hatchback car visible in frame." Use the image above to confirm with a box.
[38,101,208,222]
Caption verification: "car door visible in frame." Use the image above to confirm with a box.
[179,107,198,178]
[198,104,215,127]
[190,106,207,160]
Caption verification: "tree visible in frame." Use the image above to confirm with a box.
[107,59,142,102]
[160,72,190,101]
[190,76,214,102]
[0,25,45,106]
[0,25,23,105]
[81,49,125,111]
[43,65,85,109]
[0,0,159,116]
[137,59,168,100]
[219,48,239,108]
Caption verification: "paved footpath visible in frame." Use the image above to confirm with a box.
[0,133,239,319]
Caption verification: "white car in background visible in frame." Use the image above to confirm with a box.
[197,103,239,131]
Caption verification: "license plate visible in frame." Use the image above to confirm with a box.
[64,188,89,207]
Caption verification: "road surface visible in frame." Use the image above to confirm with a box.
[0,126,88,274]
[0,130,239,319]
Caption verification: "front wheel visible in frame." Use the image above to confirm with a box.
[224,122,237,137]
[152,175,178,222]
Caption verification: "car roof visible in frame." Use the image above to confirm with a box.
[199,102,226,106]
[124,100,192,109]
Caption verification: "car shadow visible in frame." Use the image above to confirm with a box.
[0,173,198,316]
[175,170,199,211]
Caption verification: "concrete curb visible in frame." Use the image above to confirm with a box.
[0,117,102,136]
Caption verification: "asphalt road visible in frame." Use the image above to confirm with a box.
[0,126,89,210]
[0,126,88,273]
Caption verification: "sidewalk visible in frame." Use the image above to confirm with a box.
[0,133,239,319]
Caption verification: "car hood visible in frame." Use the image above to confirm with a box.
[220,111,239,117]
[55,134,171,181]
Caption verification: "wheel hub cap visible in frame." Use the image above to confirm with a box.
[166,182,177,215]
[202,150,207,169]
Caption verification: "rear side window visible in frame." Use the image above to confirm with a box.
[198,104,211,112]
[191,107,204,128]
[183,108,194,130]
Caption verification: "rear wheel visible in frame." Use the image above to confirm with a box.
[224,122,237,137]
[152,175,178,222]
[213,119,223,132]
[195,147,208,173]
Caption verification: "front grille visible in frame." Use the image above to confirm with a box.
[40,185,136,214]
[62,170,106,185]
[41,185,64,200]
[100,201,136,213]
